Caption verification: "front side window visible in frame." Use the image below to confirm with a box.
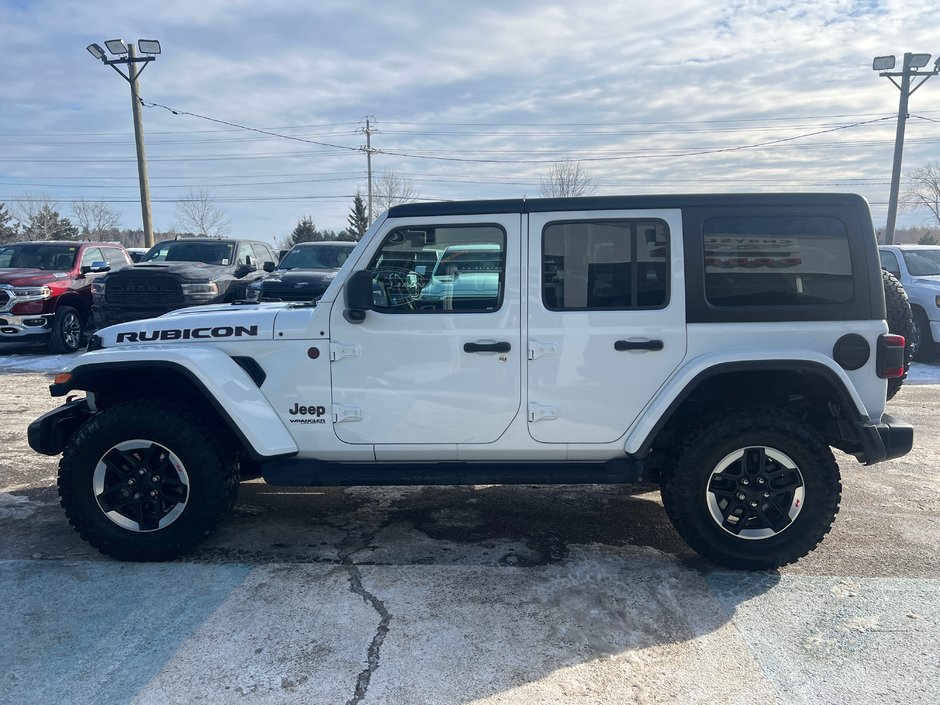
[704,216,853,306]
[542,220,669,310]
[368,225,505,312]
[81,247,104,267]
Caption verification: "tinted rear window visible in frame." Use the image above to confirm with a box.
[704,216,853,306]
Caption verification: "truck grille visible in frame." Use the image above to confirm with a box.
[261,282,329,302]
[106,276,184,307]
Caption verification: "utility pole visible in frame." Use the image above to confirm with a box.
[86,39,161,247]
[359,117,378,224]
[128,44,154,247]
[873,52,939,244]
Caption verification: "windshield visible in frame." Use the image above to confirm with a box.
[902,249,940,277]
[280,244,354,270]
[142,240,235,265]
[0,244,78,271]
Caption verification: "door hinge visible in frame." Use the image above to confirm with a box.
[528,402,558,422]
[330,343,361,362]
[332,405,362,423]
[528,340,559,360]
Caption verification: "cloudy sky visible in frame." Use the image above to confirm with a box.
[2,0,939,244]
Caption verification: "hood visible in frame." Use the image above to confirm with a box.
[0,269,72,286]
[114,262,229,281]
[96,305,281,347]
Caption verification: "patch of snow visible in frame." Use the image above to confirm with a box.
[0,352,77,374]
[907,362,940,385]
[0,493,37,520]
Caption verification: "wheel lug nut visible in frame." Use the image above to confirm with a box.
[750,501,759,508]
[127,479,135,486]
[758,477,766,484]
[763,492,770,498]
[149,490,158,497]
[742,479,750,486]
[151,476,161,483]
[138,469,145,476]
[737,492,746,501]
[134,492,141,499]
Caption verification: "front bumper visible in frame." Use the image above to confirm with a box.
[28,398,94,455]
[0,312,52,339]
[857,413,914,466]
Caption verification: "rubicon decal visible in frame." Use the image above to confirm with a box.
[115,325,259,343]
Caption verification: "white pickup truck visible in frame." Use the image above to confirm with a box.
[30,193,913,569]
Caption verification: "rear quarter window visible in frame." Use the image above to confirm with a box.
[704,216,853,306]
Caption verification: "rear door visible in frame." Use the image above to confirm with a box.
[527,210,687,443]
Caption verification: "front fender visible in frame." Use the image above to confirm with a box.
[51,345,298,459]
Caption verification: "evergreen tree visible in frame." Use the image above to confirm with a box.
[347,191,369,240]
[286,216,321,247]
[23,205,78,241]
[0,203,18,243]
[918,233,939,245]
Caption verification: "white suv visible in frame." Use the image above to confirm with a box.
[30,193,913,569]
[879,244,940,360]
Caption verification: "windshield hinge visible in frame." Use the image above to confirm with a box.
[528,340,559,360]
[332,405,362,423]
[330,343,361,362]
[528,403,559,422]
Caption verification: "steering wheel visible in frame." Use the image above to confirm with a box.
[377,267,421,308]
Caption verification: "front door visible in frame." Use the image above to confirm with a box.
[527,210,687,443]
[329,215,521,445]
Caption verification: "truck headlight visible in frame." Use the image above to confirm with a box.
[181,282,219,299]
[91,280,106,304]
[246,284,261,302]
[935,295,940,308]
[12,285,51,301]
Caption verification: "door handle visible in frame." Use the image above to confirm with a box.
[464,341,511,353]
[615,339,664,352]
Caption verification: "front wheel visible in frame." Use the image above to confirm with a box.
[58,400,238,561]
[661,406,841,570]
[49,305,83,353]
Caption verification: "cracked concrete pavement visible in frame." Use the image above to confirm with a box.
[1,366,940,704]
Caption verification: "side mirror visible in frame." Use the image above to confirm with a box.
[263,260,276,273]
[234,263,255,278]
[81,261,111,275]
[344,270,374,323]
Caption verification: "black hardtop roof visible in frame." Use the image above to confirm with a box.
[292,240,357,247]
[151,237,267,245]
[388,193,869,218]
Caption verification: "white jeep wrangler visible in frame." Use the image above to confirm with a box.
[29,194,913,569]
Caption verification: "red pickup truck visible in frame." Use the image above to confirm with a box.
[0,241,132,352]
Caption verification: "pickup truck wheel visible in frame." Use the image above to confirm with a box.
[882,270,914,399]
[49,305,83,353]
[911,308,935,361]
[661,406,841,570]
[58,400,238,561]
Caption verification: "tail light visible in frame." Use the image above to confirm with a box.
[876,334,905,379]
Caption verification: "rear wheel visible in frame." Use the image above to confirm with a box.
[661,406,841,570]
[58,400,238,561]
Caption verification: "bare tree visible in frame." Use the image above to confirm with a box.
[372,170,419,216]
[72,201,121,241]
[903,161,940,228]
[10,192,60,232]
[10,193,77,240]
[539,160,598,197]
[174,189,231,237]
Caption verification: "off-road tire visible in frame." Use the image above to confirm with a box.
[58,400,238,561]
[49,305,83,353]
[882,270,915,399]
[661,405,841,570]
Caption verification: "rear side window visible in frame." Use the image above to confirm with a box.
[102,247,129,268]
[704,216,853,306]
[542,220,669,310]
[880,250,901,277]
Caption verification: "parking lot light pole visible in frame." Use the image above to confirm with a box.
[86,39,161,248]
[873,52,939,244]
